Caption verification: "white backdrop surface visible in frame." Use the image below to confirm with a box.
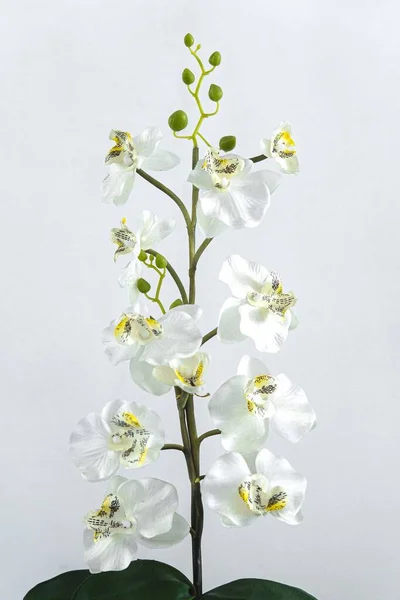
[1,1,399,599]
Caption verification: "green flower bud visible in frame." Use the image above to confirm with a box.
[155,253,168,269]
[184,33,194,47]
[209,51,221,67]
[208,84,223,102]
[137,278,151,294]
[138,250,148,262]
[182,68,195,85]
[219,135,236,152]
[168,110,188,132]
[170,299,183,309]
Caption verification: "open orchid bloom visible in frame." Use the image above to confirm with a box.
[218,254,298,353]
[84,476,189,573]
[208,355,316,452]
[70,399,165,481]
[130,351,210,396]
[203,449,306,528]
[188,148,281,237]
[102,304,202,367]
[111,211,175,305]
[102,127,180,206]
[261,122,299,174]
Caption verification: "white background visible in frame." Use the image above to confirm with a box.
[1,1,399,598]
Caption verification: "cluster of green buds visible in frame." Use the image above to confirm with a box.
[168,34,236,150]
[136,251,182,313]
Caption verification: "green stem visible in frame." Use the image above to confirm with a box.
[198,429,221,445]
[201,327,218,346]
[137,169,192,230]
[189,147,199,303]
[144,292,166,314]
[145,249,189,304]
[162,443,185,452]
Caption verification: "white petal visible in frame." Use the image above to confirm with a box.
[255,449,306,520]
[170,303,202,321]
[276,155,299,175]
[219,255,270,298]
[141,311,201,365]
[203,452,254,527]
[130,358,171,395]
[217,297,246,344]
[260,138,273,158]
[209,375,248,429]
[238,305,290,353]
[107,475,128,495]
[209,376,269,453]
[137,210,176,249]
[101,164,135,206]
[197,198,229,238]
[187,160,215,191]
[137,513,189,548]
[270,374,316,443]
[249,170,282,195]
[83,528,137,574]
[133,126,162,158]
[102,321,140,365]
[289,311,298,330]
[152,365,176,387]
[130,478,178,538]
[141,148,180,171]
[226,174,270,228]
[69,414,119,482]
[237,354,270,378]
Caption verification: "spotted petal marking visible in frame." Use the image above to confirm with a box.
[105,129,136,165]
[114,314,163,346]
[202,148,243,190]
[245,374,277,417]
[109,410,151,467]
[174,360,204,389]
[110,218,137,262]
[247,290,297,316]
[238,477,287,516]
[86,494,132,542]
[272,129,296,159]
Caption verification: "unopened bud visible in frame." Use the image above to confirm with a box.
[208,84,223,102]
[168,110,188,132]
[137,278,151,294]
[209,51,221,67]
[155,254,168,269]
[138,250,148,262]
[182,68,195,85]
[184,33,194,48]
[219,135,236,152]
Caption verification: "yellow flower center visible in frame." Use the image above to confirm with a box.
[174,360,205,388]
[246,271,296,316]
[114,313,163,346]
[109,411,151,467]
[272,129,296,158]
[105,129,137,166]
[238,475,287,515]
[202,148,244,190]
[85,494,135,542]
[245,375,277,418]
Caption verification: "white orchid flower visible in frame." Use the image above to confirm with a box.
[102,304,202,367]
[111,211,175,305]
[102,127,180,206]
[69,399,165,481]
[130,351,210,397]
[203,449,306,528]
[188,148,281,237]
[84,475,189,573]
[261,122,299,174]
[218,255,298,353]
[209,355,316,453]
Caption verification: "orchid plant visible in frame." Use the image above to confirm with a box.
[25,34,317,600]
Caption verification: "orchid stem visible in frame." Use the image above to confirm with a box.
[137,169,192,230]
[201,327,218,346]
[146,249,189,304]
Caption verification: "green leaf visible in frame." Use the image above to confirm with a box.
[203,578,317,600]
[74,560,194,600]
[24,570,91,600]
